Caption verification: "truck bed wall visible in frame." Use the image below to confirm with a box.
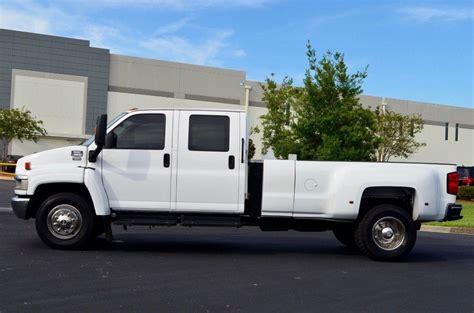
[260,160,457,221]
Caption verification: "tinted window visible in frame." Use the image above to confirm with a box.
[113,114,166,150]
[188,115,229,152]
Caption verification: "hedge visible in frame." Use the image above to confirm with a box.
[458,186,474,200]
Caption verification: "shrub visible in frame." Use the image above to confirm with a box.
[458,186,474,200]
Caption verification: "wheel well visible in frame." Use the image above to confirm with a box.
[27,183,94,219]
[358,187,415,220]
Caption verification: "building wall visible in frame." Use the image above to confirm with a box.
[0,29,109,156]
[109,54,245,105]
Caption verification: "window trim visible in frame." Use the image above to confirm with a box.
[188,114,230,152]
[106,113,167,150]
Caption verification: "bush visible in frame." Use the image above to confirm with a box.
[458,186,474,200]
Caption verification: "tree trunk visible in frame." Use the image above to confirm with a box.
[1,138,8,162]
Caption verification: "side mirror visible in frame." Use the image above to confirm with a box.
[95,114,107,147]
[89,114,107,163]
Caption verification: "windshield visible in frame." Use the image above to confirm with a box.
[81,112,128,146]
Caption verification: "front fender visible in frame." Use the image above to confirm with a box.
[84,168,110,216]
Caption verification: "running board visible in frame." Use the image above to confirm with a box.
[181,215,241,227]
[112,212,242,227]
[113,213,179,226]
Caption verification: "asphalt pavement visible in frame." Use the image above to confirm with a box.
[0,181,473,313]
[0,180,14,208]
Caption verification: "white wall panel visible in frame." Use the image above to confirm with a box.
[392,124,474,165]
[10,138,83,156]
[12,72,87,136]
[107,91,239,118]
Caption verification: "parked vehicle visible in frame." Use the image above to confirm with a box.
[2,155,23,173]
[457,166,474,186]
[11,108,462,261]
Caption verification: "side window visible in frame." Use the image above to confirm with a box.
[112,114,166,150]
[188,115,229,152]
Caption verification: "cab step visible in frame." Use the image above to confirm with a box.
[112,212,242,227]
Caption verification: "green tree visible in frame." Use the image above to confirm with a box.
[0,108,47,160]
[258,42,378,161]
[374,107,425,162]
[259,75,301,158]
[248,138,256,160]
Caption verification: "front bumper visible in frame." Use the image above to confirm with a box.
[444,203,463,221]
[11,197,30,220]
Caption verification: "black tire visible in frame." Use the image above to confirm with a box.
[35,192,95,249]
[333,226,356,248]
[355,204,417,261]
[92,217,105,238]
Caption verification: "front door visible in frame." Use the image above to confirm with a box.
[101,111,173,211]
[175,111,241,213]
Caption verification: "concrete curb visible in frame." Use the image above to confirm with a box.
[421,225,474,235]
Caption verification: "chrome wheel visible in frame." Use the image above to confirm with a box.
[47,205,83,240]
[371,217,406,251]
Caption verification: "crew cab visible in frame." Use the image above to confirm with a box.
[11,108,463,261]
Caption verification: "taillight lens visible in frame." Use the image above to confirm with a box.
[25,162,31,170]
[447,172,459,195]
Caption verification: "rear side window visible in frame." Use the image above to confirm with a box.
[188,115,229,152]
[113,114,166,150]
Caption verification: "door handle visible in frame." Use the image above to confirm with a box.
[164,153,170,168]
[228,155,235,170]
[241,138,245,163]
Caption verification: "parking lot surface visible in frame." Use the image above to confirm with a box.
[0,181,473,312]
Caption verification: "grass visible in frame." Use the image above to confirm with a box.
[425,201,474,228]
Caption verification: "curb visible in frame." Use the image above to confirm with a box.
[421,225,474,236]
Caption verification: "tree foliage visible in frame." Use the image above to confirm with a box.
[259,75,301,158]
[374,107,425,161]
[258,42,378,161]
[0,108,47,160]
[248,138,256,160]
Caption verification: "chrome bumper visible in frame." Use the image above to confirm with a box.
[11,197,30,220]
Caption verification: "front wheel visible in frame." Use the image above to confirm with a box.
[354,204,417,261]
[35,193,95,249]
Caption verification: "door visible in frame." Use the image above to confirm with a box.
[101,111,173,211]
[175,111,241,213]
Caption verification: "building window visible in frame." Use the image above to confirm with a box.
[445,122,449,141]
[188,115,230,152]
[455,123,459,141]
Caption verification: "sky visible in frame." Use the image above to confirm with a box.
[0,0,473,108]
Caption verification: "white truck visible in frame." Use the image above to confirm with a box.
[11,108,463,261]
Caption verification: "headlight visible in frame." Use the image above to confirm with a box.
[15,175,28,190]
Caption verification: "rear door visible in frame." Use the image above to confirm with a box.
[175,111,241,213]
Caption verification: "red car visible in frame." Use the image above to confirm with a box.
[457,166,474,186]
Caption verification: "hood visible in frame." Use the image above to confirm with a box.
[15,145,88,176]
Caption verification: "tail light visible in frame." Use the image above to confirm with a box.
[25,162,31,171]
[447,172,459,195]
